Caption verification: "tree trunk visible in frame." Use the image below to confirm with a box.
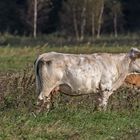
[92,12,95,39]
[114,12,118,38]
[97,0,104,39]
[73,8,80,41]
[33,0,37,38]
[80,5,86,41]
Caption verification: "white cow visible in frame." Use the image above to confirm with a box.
[34,48,140,112]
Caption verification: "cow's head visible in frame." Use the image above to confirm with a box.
[129,48,140,73]
[129,48,140,60]
[130,58,140,73]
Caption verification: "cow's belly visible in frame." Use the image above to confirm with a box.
[60,80,99,95]
[61,66,101,95]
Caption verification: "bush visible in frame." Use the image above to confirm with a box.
[0,63,139,114]
[0,65,36,112]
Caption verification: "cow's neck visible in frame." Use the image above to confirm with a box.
[112,55,131,91]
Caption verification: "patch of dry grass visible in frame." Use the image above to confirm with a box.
[0,46,140,140]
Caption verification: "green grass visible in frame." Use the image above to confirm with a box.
[0,107,139,140]
[0,44,140,140]
[0,45,140,71]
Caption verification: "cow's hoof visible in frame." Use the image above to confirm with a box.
[93,105,107,112]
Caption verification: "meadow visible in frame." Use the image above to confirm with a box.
[0,35,140,140]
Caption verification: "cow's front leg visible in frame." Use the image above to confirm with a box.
[95,91,112,111]
[100,91,113,111]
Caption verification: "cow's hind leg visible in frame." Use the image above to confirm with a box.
[36,91,52,113]
[36,86,60,113]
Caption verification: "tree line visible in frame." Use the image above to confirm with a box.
[0,0,139,39]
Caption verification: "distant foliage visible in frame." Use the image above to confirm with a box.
[0,65,36,112]
[59,0,124,39]
[0,0,139,36]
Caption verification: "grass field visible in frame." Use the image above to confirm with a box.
[0,43,140,140]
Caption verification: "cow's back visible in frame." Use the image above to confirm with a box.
[36,52,127,95]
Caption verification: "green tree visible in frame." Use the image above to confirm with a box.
[19,0,52,36]
[60,0,106,40]
[104,0,123,37]
[60,0,124,39]
[123,0,140,32]
[0,0,24,34]
[60,0,86,40]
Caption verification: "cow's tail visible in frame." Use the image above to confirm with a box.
[35,57,52,95]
